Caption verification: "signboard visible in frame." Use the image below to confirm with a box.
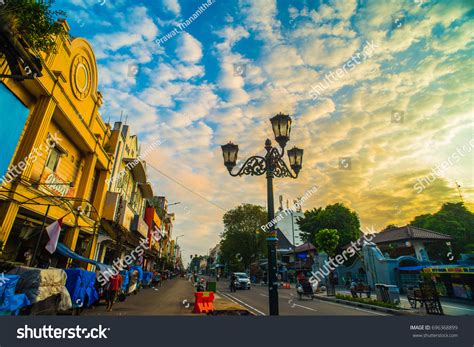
[132,215,149,238]
[0,84,29,183]
[39,169,75,197]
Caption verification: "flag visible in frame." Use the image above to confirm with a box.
[45,218,63,254]
[152,226,162,242]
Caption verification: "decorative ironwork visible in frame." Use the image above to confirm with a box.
[230,156,266,177]
[228,146,298,179]
[273,158,296,178]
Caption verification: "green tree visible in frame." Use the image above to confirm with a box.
[383,224,399,231]
[220,204,267,272]
[0,0,66,54]
[314,228,339,256]
[297,203,361,252]
[410,202,474,260]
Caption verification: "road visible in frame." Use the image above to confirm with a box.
[215,279,390,316]
[84,277,195,316]
[82,276,390,316]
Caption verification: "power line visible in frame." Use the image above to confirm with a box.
[147,163,228,212]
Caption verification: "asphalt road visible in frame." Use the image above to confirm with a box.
[215,279,391,316]
[84,277,195,316]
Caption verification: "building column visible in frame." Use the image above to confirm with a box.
[413,241,429,262]
[0,202,19,254]
[92,169,110,219]
[63,227,80,252]
[17,96,56,179]
[86,232,98,271]
[65,154,97,263]
[76,153,97,203]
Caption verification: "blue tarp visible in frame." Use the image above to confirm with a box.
[0,275,31,315]
[142,272,153,285]
[56,243,111,272]
[64,269,99,308]
[120,271,129,292]
[129,265,143,282]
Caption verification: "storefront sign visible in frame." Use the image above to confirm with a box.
[40,170,75,197]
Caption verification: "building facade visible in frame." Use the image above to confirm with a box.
[99,121,155,267]
[0,20,112,269]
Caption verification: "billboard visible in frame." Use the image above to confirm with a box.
[0,83,29,183]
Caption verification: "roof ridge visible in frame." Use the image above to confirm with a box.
[408,225,451,237]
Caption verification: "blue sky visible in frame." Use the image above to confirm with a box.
[57,0,473,261]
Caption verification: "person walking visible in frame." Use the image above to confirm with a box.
[105,273,123,312]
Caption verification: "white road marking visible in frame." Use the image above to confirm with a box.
[317,299,389,316]
[218,290,266,316]
[292,303,318,312]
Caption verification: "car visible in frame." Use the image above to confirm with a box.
[233,272,251,290]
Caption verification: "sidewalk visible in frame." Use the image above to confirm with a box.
[334,287,474,316]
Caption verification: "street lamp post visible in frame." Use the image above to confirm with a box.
[221,113,304,316]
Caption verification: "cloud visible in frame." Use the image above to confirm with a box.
[162,0,181,17]
[61,0,474,263]
[175,33,203,63]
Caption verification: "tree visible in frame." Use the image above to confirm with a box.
[383,224,398,231]
[410,202,474,260]
[314,228,339,257]
[0,0,66,54]
[220,204,268,272]
[297,203,361,252]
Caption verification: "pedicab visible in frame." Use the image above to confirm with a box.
[296,280,315,300]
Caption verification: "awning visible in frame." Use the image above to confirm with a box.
[399,265,425,271]
[123,158,147,183]
[55,243,110,271]
[138,182,153,199]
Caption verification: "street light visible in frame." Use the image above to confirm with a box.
[221,113,304,316]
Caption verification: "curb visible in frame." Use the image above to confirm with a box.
[314,294,419,316]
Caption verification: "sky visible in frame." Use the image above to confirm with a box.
[57,0,474,265]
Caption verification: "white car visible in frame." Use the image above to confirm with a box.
[233,272,251,290]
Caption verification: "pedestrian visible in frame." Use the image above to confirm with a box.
[23,248,32,267]
[105,273,123,312]
[297,271,305,284]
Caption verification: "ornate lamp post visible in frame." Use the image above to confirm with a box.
[221,113,303,315]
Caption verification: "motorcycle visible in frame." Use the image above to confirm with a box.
[229,279,238,292]
[195,278,206,292]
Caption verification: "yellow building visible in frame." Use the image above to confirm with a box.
[99,121,154,265]
[0,20,112,269]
